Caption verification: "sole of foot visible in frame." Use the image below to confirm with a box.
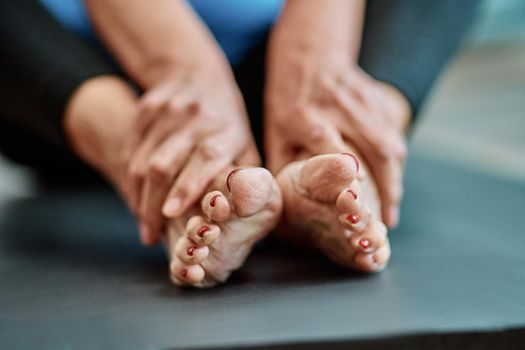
[165,167,282,288]
[277,152,390,272]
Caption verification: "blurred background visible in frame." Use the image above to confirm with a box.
[1,0,524,205]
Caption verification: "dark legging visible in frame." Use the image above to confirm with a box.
[0,0,479,175]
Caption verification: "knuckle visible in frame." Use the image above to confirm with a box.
[180,180,201,197]
[396,139,408,160]
[185,100,201,115]
[167,98,183,114]
[139,96,160,113]
[128,163,145,180]
[148,158,171,180]
[200,107,219,121]
[372,138,395,161]
[196,140,222,161]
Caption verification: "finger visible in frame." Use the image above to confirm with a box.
[138,87,200,139]
[127,115,194,212]
[136,83,179,136]
[120,84,177,174]
[234,138,261,167]
[123,87,197,184]
[162,132,238,218]
[326,81,407,164]
[137,131,196,244]
[285,104,348,155]
[372,151,405,228]
[264,122,297,174]
[326,82,407,227]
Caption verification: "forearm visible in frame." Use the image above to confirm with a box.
[85,0,230,88]
[270,0,365,61]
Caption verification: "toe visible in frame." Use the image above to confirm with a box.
[298,153,359,202]
[202,191,231,222]
[227,167,274,217]
[350,221,387,253]
[175,237,209,264]
[186,216,220,246]
[170,256,205,285]
[354,240,391,272]
[338,207,371,232]
[336,181,372,232]
[336,181,362,213]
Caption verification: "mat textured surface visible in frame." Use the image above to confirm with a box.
[1,155,525,350]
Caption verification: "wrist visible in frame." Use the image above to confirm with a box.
[139,45,232,88]
[269,0,363,64]
[269,26,352,66]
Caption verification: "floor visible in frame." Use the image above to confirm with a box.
[411,0,525,182]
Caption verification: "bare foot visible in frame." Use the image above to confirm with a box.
[165,167,282,287]
[276,152,390,271]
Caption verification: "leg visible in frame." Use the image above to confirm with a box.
[67,76,284,288]
[359,0,480,117]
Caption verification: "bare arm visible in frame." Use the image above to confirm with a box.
[270,0,365,63]
[85,0,230,87]
[84,0,257,244]
[266,0,408,228]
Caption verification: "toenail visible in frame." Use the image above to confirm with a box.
[359,239,371,249]
[187,245,197,256]
[209,194,221,207]
[341,153,360,173]
[197,226,210,238]
[347,213,360,224]
[346,189,358,200]
[181,269,188,278]
[226,168,242,192]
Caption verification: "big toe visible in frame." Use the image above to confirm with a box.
[226,167,275,217]
[298,153,359,202]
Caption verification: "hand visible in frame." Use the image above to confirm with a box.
[265,52,409,228]
[121,70,259,245]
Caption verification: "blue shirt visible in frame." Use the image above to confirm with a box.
[39,0,282,65]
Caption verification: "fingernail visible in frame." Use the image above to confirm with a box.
[388,207,400,228]
[163,197,181,216]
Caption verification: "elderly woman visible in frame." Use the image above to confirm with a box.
[0,0,478,287]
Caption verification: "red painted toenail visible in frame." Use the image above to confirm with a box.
[197,226,210,238]
[226,168,242,192]
[209,194,220,207]
[359,239,371,249]
[347,213,359,224]
[341,153,360,173]
[187,245,197,256]
[181,269,188,278]
[346,189,358,200]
